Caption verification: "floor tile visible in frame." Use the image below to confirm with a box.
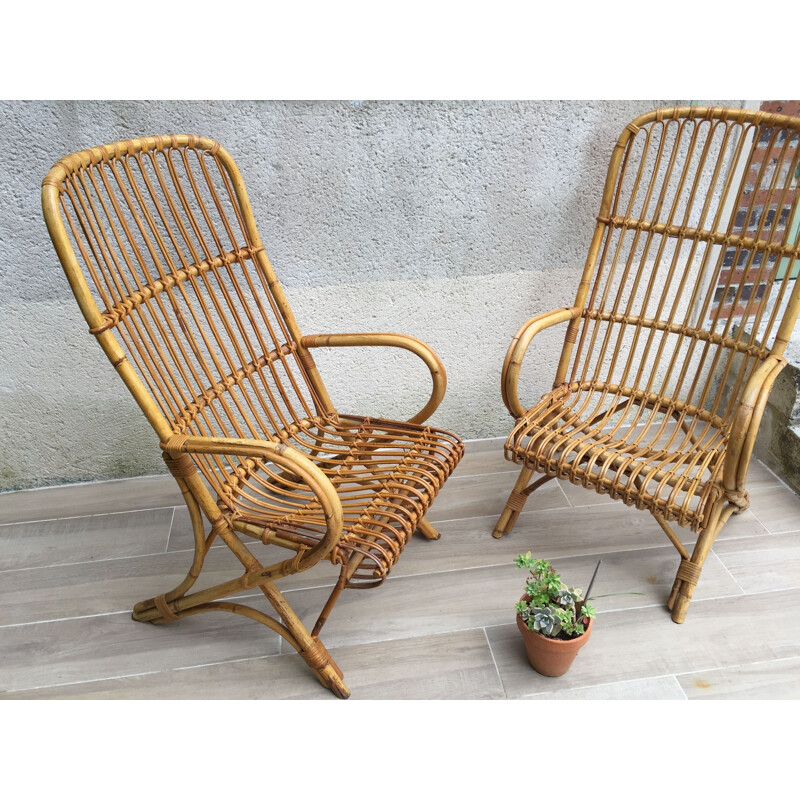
[0,539,346,628]
[0,475,179,526]
[522,675,687,700]
[713,532,800,594]
[678,657,800,699]
[0,610,280,693]
[425,470,569,523]
[486,588,800,698]
[743,460,783,491]
[0,546,243,626]
[399,500,764,579]
[391,503,660,579]
[450,438,515,478]
[0,438,796,701]
[284,544,742,652]
[747,485,800,534]
[558,479,618,508]
[0,508,174,572]
[2,628,504,700]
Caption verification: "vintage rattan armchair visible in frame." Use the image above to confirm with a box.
[42,135,463,698]
[493,106,800,623]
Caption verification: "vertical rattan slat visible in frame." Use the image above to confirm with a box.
[42,134,463,697]
[494,106,800,623]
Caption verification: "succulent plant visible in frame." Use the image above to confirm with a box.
[514,552,597,640]
[556,587,577,607]
[529,606,562,637]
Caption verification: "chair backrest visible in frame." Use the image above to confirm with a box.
[42,135,332,460]
[559,107,800,431]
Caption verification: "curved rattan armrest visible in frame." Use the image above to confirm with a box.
[723,355,787,494]
[502,307,582,419]
[301,332,446,425]
[162,434,344,575]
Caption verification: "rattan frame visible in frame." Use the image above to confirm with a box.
[41,134,463,697]
[493,107,800,623]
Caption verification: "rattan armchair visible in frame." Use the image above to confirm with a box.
[493,107,800,623]
[42,135,463,698]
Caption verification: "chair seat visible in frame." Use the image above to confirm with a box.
[221,415,463,587]
[506,384,728,531]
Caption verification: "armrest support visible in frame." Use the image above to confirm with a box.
[301,332,446,425]
[502,307,581,419]
[723,356,787,493]
[163,434,343,575]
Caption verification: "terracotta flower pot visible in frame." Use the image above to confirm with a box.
[516,597,593,677]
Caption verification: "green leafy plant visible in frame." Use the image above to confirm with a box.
[514,553,596,640]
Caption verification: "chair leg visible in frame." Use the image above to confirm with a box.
[260,581,350,699]
[668,502,737,623]
[132,478,212,624]
[493,466,533,538]
[134,568,351,698]
[416,516,441,540]
[134,493,351,698]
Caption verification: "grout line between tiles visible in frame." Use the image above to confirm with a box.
[0,609,134,629]
[747,497,800,535]
[171,651,284,673]
[482,627,507,699]
[518,672,691,700]
[1,669,167,695]
[0,530,187,575]
[517,652,800,700]
[672,674,690,700]
[164,507,176,553]
[753,461,800,496]
[670,653,800,679]
[0,504,181,529]
[555,481,573,509]
[1,650,284,696]
[0,541,184,575]
[709,550,746,595]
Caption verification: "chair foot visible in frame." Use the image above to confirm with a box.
[670,592,691,624]
[298,636,350,698]
[132,594,182,624]
[315,662,350,699]
[492,502,523,538]
[666,578,680,611]
[416,516,441,540]
[668,558,702,622]
[492,465,534,539]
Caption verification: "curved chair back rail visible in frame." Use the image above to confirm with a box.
[562,107,800,426]
[42,134,464,698]
[495,106,800,625]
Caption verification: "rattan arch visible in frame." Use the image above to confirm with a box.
[42,134,463,698]
[493,106,800,623]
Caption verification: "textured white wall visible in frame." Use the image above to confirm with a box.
[2,100,743,490]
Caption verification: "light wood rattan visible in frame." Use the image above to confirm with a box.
[493,107,800,623]
[42,134,463,697]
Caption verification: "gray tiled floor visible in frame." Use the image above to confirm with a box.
[1,437,799,700]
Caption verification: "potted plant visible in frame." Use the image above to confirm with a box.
[514,552,598,677]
